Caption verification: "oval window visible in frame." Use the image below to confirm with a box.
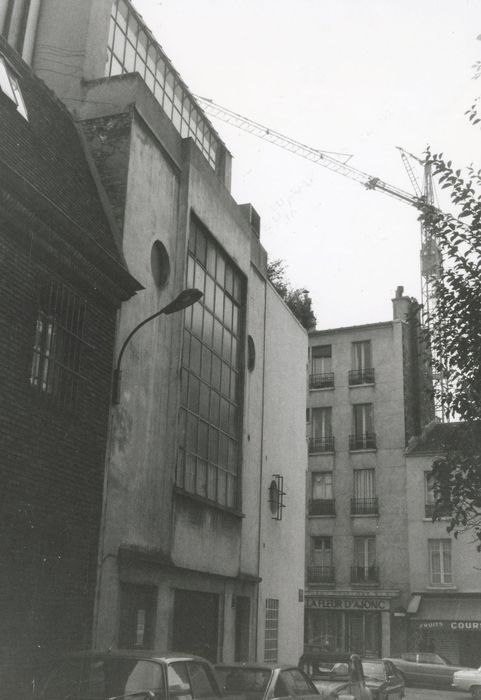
[151,240,170,288]
[247,335,256,371]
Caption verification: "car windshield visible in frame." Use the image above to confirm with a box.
[40,657,164,700]
[215,667,270,699]
[361,662,386,681]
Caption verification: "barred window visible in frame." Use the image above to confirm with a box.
[30,280,89,408]
[106,0,218,169]
[176,217,245,509]
[264,599,279,664]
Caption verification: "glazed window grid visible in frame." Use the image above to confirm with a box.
[106,0,218,169]
[176,217,245,509]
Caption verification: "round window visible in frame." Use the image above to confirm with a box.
[150,240,170,288]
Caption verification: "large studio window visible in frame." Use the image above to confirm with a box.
[30,280,89,408]
[177,216,245,510]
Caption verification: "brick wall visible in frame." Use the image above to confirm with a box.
[0,220,117,657]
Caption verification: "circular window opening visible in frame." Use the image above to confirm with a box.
[247,335,256,371]
[151,240,170,288]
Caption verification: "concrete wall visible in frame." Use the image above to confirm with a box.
[258,284,307,664]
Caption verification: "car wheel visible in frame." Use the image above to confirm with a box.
[471,686,481,700]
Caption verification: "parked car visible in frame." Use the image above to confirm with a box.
[361,660,404,700]
[453,666,481,698]
[32,650,223,700]
[384,651,468,688]
[215,662,320,700]
[298,652,372,700]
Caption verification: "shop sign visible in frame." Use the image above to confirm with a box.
[306,597,389,611]
[417,620,481,631]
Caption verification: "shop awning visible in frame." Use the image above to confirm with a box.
[409,596,481,631]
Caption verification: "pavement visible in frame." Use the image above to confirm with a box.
[405,687,470,699]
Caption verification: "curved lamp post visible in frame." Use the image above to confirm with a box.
[112,288,203,404]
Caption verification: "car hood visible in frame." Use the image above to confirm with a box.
[454,667,481,678]
[313,679,349,698]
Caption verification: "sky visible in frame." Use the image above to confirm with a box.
[133,0,481,328]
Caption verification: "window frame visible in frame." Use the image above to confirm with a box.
[428,538,453,586]
[0,54,28,119]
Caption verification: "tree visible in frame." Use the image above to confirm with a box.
[267,258,317,330]
[417,115,481,545]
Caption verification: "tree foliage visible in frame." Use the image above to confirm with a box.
[267,258,317,330]
[417,118,481,545]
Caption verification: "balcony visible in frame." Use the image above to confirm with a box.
[348,368,375,386]
[309,436,335,453]
[309,498,336,516]
[351,565,379,585]
[307,565,335,585]
[309,372,335,390]
[349,433,376,451]
[351,497,379,516]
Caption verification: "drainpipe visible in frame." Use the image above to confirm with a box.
[254,279,268,661]
[22,0,42,65]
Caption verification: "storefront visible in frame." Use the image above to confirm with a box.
[407,594,481,666]
[305,591,401,658]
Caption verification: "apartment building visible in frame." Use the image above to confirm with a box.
[305,288,433,657]
[406,422,481,667]
[1,0,307,663]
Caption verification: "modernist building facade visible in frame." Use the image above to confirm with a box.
[405,423,481,667]
[0,34,139,661]
[1,0,307,663]
[305,288,433,658]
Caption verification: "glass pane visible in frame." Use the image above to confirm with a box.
[199,382,210,420]
[124,41,136,72]
[137,30,148,60]
[198,421,208,460]
[208,427,219,463]
[126,11,137,44]
[117,0,128,31]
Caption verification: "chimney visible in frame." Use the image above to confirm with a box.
[392,285,411,321]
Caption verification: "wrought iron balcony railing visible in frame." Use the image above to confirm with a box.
[348,368,375,386]
[308,436,335,453]
[307,565,335,585]
[309,498,336,516]
[309,372,335,389]
[351,565,379,584]
[351,497,379,516]
[349,433,376,450]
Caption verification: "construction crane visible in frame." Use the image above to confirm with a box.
[196,96,444,415]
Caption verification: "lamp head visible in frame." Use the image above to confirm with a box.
[161,288,203,315]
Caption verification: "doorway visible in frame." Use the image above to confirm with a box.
[173,589,219,662]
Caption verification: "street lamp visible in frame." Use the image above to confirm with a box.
[112,288,203,404]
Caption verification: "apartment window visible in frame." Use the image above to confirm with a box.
[429,539,452,586]
[309,472,335,515]
[352,469,378,515]
[424,472,436,518]
[352,536,378,583]
[106,0,218,169]
[312,536,333,565]
[350,404,376,450]
[310,344,334,389]
[350,340,374,385]
[310,407,334,452]
[30,280,88,409]
[264,599,279,663]
[177,217,245,510]
[0,54,27,118]
[308,537,335,585]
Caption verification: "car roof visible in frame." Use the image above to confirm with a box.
[215,663,295,671]
[300,653,360,663]
[58,650,213,664]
